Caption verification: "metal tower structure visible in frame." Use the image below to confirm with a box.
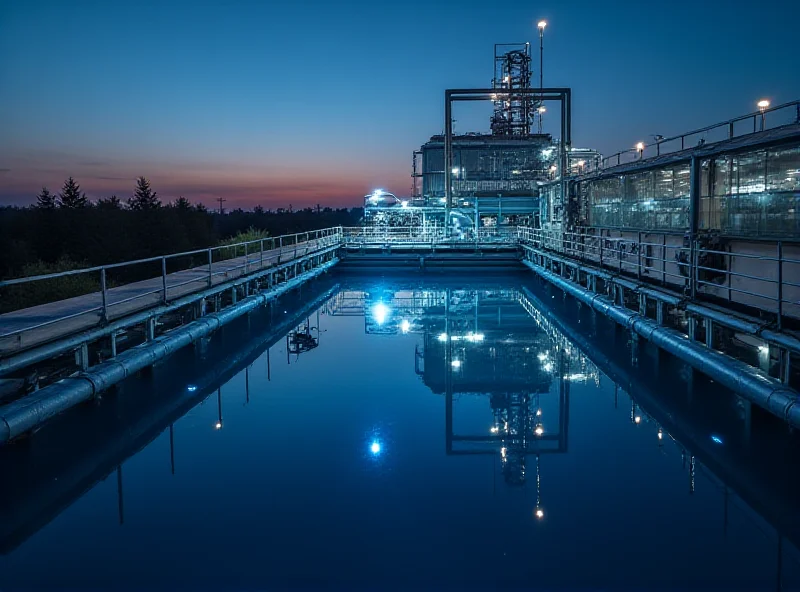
[490,43,539,137]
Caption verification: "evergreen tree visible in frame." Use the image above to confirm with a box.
[172,196,192,210]
[59,177,89,208]
[97,195,123,210]
[128,176,161,210]
[35,187,57,209]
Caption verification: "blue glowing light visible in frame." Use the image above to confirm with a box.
[372,302,389,326]
[711,434,724,445]
[370,441,382,455]
[187,385,197,392]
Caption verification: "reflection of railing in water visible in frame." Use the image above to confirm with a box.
[520,282,800,579]
[0,283,339,554]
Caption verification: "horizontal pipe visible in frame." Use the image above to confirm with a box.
[523,260,800,428]
[0,282,340,553]
[523,242,798,353]
[0,260,337,444]
[0,244,339,376]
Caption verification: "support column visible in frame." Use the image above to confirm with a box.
[145,317,156,342]
[75,342,89,371]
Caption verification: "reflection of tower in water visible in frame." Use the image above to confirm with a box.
[493,392,537,486]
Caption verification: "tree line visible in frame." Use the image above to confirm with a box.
[0,176,363,281]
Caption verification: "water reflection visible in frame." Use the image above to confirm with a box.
[0,282,339,555]
[328,281,800,587]
[1,277,800,588]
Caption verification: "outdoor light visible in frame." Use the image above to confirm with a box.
[537,352,548,361]
[400,319,411,333]
[538,20,547,29]
[401,200,408,208]
[538,106,546,113]
[636,142,645,152]
[438,332,448,342]
[757,99,770,110]
[490,426,499,434]
[534,425,544,436]
[634,415,642,424]
[658,429,664,440]
[758,344,769,354]
[370,441,382,455]
[215,421,222,430]
[451,360,462,368]
[536,408,542,417]
[187,385,197,392]
[543,362,553,372]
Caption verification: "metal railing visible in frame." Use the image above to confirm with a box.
[0,227,343,341]
[341,225,520,245]
[518,225,800,328]
[586,100,800,172]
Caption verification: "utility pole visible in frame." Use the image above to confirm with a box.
[216,197,227,215]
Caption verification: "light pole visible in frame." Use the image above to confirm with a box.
[537,20,546,133]
[758,99,770,131]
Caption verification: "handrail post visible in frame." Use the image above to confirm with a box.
[260,239,264,269]
[161,257,168,304]
[637,232,642,279]
[777,241,783,330]
[245,242,249,274]
[599,237,604,267]
[208,249,213,287]
[690,240,698,299]
[100,267,108,323]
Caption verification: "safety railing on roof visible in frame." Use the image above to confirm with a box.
[584,100,800,173]
[0,227,343,341]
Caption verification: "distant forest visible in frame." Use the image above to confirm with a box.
[0,176,363,280]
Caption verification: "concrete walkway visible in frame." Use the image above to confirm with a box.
[0,238,331,356]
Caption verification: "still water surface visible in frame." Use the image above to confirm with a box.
[1,274,800,590]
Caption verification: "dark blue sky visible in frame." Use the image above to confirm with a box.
[2,0,798,208]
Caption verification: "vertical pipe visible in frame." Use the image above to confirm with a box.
[445,91,452,229]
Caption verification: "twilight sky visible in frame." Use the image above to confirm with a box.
[1,0,799,209]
